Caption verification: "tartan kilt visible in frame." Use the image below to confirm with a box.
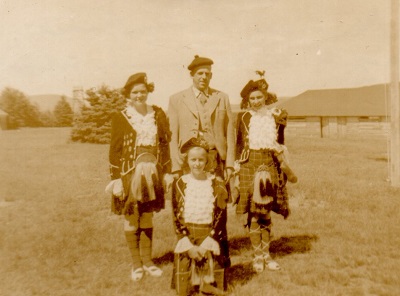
[239,149,288,217]
[171,223,225,295]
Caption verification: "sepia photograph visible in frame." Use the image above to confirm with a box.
[1,1,399,295]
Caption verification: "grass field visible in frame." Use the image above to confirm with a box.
[1,128,399,296]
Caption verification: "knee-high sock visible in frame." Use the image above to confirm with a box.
[249,221,262,257]
[213,267,226,291]
[125,229,142,269]
[261,228,271,258]
[141,228,153,266]
[260,221,272,259]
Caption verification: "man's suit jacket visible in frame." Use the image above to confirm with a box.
[168,87,235,173]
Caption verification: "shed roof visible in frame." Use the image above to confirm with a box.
[276,83,393,117]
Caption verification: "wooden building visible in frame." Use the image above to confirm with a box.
[276,84,391,138]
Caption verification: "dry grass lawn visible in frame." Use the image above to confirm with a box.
[0,128,399,296]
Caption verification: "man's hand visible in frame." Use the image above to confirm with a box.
[164,173,179,192]
[236,213,248,227]
[224,167,234,184]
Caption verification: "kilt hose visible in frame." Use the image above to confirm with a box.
[209,150,231,270]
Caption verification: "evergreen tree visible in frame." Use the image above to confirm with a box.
[71,85,125,144]
[53,96,73,127]
[0,87,42,128]
[40,110,56,127]
[26,102,42,127]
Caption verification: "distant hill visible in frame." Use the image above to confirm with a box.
[28,94,73,111]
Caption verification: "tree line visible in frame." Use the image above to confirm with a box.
[1,85,126,144]
[0,87,74,129]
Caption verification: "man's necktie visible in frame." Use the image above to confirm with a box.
[198,92,208,105]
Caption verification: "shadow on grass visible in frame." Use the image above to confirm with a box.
[229,234,318,257]
[270,234,319,256]
[226,234,318,287]
[226,262,257,287]
[228,236,252,256]
[153,251,174,265]
[153,234,318,268]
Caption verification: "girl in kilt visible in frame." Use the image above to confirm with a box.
[106,72,171,281]
[171,135,228,296]
[234,74,297,273]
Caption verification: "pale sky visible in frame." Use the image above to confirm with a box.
[0,0,392,108]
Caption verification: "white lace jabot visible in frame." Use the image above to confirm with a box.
[248,107,283,152]
[125,106,157,146]
[182,174,215,224]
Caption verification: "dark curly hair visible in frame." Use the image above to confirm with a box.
[122,82,155,98]
[240,91,278,110]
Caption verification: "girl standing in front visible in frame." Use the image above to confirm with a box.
[171,135,228,296]
[106,72,171,281]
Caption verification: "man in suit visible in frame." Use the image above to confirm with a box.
[166,55,235,287]
[167,55,235,180]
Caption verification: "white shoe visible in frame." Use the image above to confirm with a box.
[131,267,144,281]
[264,255,281,271]
[143,265,163,277]
[252,255,264,273]
[266,260,281,270]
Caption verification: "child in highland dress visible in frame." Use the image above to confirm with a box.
[171,135,228,296]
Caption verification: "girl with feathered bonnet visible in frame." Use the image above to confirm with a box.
[234,71,297,273]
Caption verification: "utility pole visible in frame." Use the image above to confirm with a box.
[390,0,400,187]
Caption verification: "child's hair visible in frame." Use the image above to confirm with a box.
[181,146,213,172]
